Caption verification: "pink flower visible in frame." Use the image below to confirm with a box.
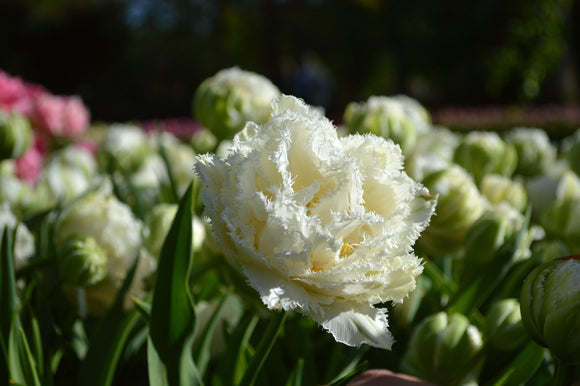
[0,70,45,116]
[31,94,89,138]
[15,136,46,186]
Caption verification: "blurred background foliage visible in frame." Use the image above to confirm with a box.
[0,0,578,121]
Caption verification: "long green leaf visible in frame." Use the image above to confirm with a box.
[193,293,229,377]
[79,252,143,386]
[149,182,201,386]
[0,227,16,384]
[484,341,546,386]
[8,316,42,386]
[158,133,180,203]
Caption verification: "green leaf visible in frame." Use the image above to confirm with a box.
[79,252,143,386]
[212,313,259,386]
[193,293,229,377]
[147,336,168,386]
[8,316,42,386]
[0,227,16,385]
[158,133,180,203]
[327,360,369,386]
[149,182,202,386]
[238,311,288,386]
[325,346,369,386]
[484,341,546,386]
[132,296,152,323]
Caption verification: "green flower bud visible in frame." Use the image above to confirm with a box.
[344,96,426,154]
[0,162,36,216]
[55,178,157,315]
[562,128,580,176]
[98,124,151,173]
[520,256,580,364]
[485,298,527,351]
[530,239,570,265]
[419,165,487,256]
[453,131,517,184]
[192,67,280,140]
[57,233,107,287]
[0,111,33,161]
[37,145,97,204]
[480,174,527,213]
[401,312,483,383]
[405,125,460,182]
[191,127,218,154]
[526,161,580,221]
[504,127,556,177]
[541,198,580,253]
[463,203,526,264]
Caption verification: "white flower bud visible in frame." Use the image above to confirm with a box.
[193,67,280,140]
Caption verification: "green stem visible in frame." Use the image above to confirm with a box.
[238,311,288,386]
[552,357,576,386]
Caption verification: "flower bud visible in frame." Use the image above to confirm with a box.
[480,174,527,213]
[520,256,580,364]
[561,128,580,176]
[36,145,97,203]
[57,233,107,287]
[526,161,580,221]
[55,178,157,315]
[405,125,460,182]
[419,165,487,256]
[540,198,580,253]
[190,127,218,154]
[530,239,570,265]
[453,131,517,184]
[343,96,426,154]
[485,298,527,351]
[504,127,556,177]
[463,203,525,264]
[401,312,483,383]
[0,111,33,160]
[98,124,151,173]
[192,67,280,140]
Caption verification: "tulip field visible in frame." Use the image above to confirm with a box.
[1,67,580,385]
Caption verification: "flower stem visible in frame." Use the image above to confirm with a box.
[239,311,288,386]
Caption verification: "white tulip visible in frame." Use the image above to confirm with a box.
[196,95,436,349]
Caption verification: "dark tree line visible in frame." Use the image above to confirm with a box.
[0,0,577,121]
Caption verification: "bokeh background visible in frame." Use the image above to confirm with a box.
[1,0,578,122]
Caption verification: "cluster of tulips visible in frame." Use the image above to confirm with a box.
[0,67,579,385]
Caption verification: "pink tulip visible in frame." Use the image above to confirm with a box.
[15,139,45,186]
[31,94,89,138]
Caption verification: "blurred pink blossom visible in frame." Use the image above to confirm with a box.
[31,94,90,138]
[15,136,47,186]
[0,70,46,116]
[1,70,89,139]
